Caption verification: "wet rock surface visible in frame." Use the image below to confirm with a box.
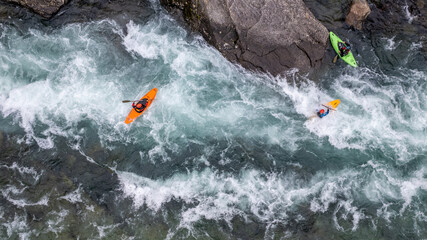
[0,133,125,238]
[0,132,323,239]
[0,0,154,27]
[365,0,427,66]
[3,0,67,18]
[160,0,329,76]
[365,0,426,34]
[304,0,426,71]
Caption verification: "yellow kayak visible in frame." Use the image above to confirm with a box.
[324,99,340,109]
[308,99,340,120]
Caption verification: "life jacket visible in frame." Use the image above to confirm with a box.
[339,42,350,56]
[317,109,329,118]
[134,99,148,113]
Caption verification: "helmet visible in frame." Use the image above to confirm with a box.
[347,45,351,50]
[136,103,142,108]
[320,109,325,114]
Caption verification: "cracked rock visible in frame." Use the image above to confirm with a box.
[160,0,329,76]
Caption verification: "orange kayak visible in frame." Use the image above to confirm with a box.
[124,88,157,124]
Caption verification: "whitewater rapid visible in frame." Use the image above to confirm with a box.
[0,6,426,240]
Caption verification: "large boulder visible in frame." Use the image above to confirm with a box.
[346,0,371,30]
[160,0,329,76]
[4,0,68,18]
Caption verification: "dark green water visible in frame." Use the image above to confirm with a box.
[0,1,426,239]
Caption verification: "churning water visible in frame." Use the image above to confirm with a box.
[0,2,426,239]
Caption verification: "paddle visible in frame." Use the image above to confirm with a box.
[122,98,153,103]
[333,55,339,63]
[322,104,337,111]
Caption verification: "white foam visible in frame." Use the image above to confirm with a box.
[1,188,49,207]
[0,13,426,238]
[86,205,95,212]
[409,42,423,51]
[123,20,187,62]
[383,36,400,51]
[1,162,43,183]
[403,3,417,23]
[118,168,372,234]
[1,185,27,195]
[279,68,427,160]
[362,161,427,220]
[94,223,120,238]
[376,203,395,223]
[117,18,316,159]
[399,167,427,214]
[44,209,69,236]
[118,161,427,234]
[0,21,132,151]
[2,214,33,240]
[333,200,365,232]
[4,17,424,163]
[0,164,49,208]
[59,186,84,204]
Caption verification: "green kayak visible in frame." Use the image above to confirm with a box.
[329,32,357,67]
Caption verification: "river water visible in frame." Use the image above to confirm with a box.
[0,1,426,239]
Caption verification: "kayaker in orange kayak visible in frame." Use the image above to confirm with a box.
[124,88,157,124]
[132,98,149,113]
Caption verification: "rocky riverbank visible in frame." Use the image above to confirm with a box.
[0,0,425,75]
[0,0,426,238]
[160,0,329,76]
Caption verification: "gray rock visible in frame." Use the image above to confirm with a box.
[4,0,68,18]
[346,0,371,30]
[160,0,329,76]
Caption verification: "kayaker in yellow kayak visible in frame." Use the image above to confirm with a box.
[316,108,330,118]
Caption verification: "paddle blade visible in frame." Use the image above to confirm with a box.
[122,100,132,103]
[333,55,338,63]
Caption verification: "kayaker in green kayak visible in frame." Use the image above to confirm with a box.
[338,42,351,57]
[334,41,351,63]
[329,32,357,67]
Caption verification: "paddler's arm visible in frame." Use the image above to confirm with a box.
[322,104,336,111]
